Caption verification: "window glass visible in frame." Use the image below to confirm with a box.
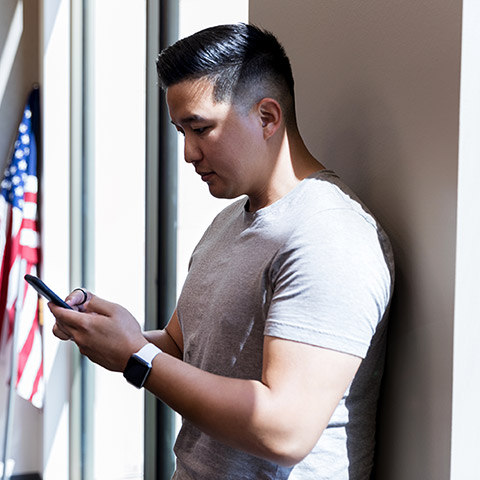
[91,2,146,479]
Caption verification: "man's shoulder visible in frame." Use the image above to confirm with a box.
[209,197,246,225]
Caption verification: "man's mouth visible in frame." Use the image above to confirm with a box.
[198,171,215,182]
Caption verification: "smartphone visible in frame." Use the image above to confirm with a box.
[24,274,73,310]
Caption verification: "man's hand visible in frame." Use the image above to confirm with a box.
[49,292,147,372]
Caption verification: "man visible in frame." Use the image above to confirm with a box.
[51,23,394,479]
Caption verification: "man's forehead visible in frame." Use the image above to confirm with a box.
[167,78,214,104]
[166,78,230,122]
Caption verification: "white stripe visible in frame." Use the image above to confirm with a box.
[24,175,38,194]
[16,325,42,405]
[11,205,23,237]
[19,228,39,249]
[16,281,38,349]
[0,195,9,223]
[0,197,10,265]
[6,257,20,309]
[22,200,37,220]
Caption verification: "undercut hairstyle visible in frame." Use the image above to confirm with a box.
[156,23,297,126]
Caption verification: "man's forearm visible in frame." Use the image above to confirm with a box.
[143,329,183,359]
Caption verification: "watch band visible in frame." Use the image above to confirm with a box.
[134,343,162,365]
[123,343,162,389]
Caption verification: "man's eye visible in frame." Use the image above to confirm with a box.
[192,127,208,134]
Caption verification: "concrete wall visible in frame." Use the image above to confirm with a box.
[250,1,464,479]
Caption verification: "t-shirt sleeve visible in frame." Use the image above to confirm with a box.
[264,208,392,358]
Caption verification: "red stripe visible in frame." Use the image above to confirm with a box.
[7,233,21,272]
[20,219,37,231]
[23,192,37,203]
[16,314,36,384]
[21,245,39,264]
[29,360,43,402]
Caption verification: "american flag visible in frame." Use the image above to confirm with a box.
[0,88,43,408]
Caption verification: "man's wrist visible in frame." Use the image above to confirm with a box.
[123,343,162,388]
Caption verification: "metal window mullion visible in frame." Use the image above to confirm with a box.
[69,0,83,478]
[70,0,95,479]
[145,1,178,478]
[80,0,96,478]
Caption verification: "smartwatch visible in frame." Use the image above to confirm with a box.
[123,343,162,388]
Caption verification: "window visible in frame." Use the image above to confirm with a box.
[78,1,146,478]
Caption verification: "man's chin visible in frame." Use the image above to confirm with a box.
[207,184,241,201]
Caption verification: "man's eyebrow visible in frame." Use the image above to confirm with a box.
[171,114,205,126]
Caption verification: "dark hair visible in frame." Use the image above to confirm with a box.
[156,23,296,123]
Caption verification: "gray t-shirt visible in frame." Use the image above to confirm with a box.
[173,170,394,479]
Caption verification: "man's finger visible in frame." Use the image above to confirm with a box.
[52,322,72,341]
[65,288,92,310]
[48,302,85,328]
[64,291,117,317]
[82,295,122,317]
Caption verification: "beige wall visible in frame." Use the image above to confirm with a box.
[250,1,463,478]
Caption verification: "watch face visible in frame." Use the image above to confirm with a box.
[124,355,150,388]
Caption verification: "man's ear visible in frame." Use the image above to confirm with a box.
[257,98,282,139]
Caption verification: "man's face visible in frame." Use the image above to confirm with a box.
[167,78,269,201]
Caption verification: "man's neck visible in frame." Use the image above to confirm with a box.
[246,130,324,213]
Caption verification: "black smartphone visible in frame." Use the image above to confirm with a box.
[24,274,73,310]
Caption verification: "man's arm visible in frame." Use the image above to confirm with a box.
[50,294,360,467]
[143,309,183,359]
[145,333,360,466]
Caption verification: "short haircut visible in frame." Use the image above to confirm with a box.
[156,23,297,125]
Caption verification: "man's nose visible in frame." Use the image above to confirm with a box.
[184,137,202,164]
